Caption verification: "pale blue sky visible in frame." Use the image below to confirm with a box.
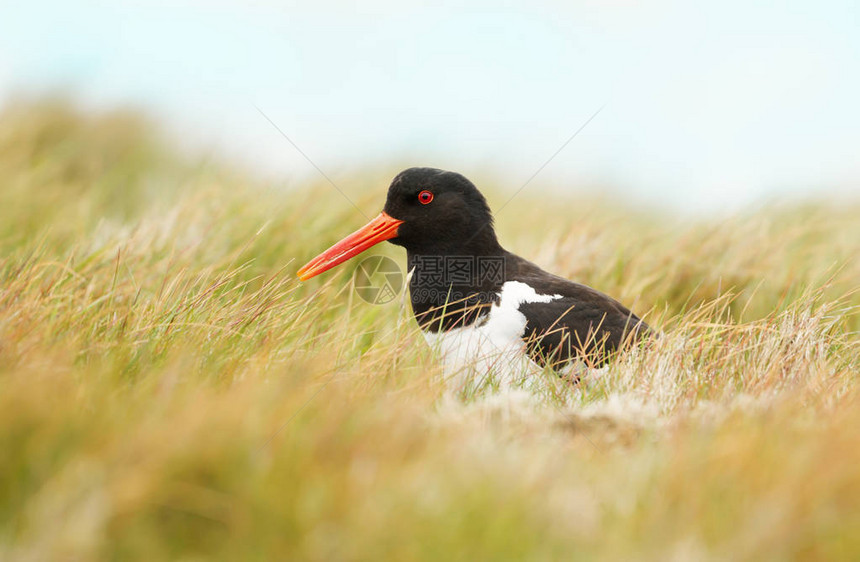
[2,0,858,211]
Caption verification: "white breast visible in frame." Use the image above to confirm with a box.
[422,281,561,390]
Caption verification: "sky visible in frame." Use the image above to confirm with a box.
[2,0,858,212]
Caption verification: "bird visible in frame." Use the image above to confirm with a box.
[297,167,653,388]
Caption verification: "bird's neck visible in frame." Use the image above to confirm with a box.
[406,241,508,333]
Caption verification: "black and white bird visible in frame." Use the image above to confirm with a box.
[298,167,653,385]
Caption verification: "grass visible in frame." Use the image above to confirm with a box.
[0,100,858,560]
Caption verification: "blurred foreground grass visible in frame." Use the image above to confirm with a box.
[0,100,858,560]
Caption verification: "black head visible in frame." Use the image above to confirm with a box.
[296,167,503,281]
[383,167,500,255]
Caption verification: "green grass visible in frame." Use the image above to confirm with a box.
[0,100,858,560]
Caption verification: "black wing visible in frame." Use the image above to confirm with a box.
[506,253,652,369]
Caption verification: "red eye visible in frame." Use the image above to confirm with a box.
[418,190,434,204]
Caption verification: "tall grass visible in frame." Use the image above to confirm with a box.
[0,101,857,560]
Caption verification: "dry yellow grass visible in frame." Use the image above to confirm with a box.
[0,100,858,560]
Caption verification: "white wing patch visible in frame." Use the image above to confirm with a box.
[423,281,562,390]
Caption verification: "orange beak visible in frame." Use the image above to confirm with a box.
[297,212,404,281]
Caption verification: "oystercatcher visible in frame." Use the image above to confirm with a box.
[298,167,652,385]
